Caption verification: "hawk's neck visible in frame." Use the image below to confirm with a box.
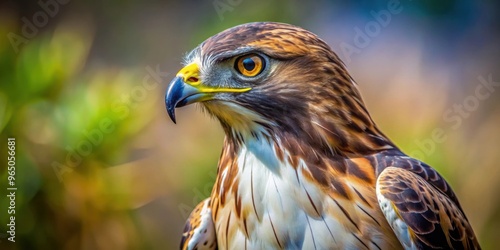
[209,129,401,249]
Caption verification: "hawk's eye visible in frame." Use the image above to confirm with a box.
[235,54,265,77]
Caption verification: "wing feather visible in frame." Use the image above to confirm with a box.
[180,198,218,250]
[376,166,480,249]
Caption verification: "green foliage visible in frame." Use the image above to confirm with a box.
[0,24,158,249]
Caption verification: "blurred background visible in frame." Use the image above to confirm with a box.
[0,0,499,249]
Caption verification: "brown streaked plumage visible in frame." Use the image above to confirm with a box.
[166,22,480,249]
[180,198,217,250]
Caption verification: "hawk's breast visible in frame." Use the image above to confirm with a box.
[211,136,402,249]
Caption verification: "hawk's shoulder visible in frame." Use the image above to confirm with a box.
[180,198,218,250]
[374,151,480,249]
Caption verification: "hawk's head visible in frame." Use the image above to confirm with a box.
[166,22,394,155]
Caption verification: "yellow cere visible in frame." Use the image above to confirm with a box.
[177,62,252,93]
[177,62,201,86]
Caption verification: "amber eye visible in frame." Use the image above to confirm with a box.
[235,54,265,77]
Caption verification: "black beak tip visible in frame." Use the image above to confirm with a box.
[167,106,177,124]
[166,76,185,124]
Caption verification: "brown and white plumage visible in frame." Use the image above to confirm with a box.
[166,22,480,249]
[181,198,217,250]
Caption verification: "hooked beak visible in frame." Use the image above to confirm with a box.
[165,62,251,123]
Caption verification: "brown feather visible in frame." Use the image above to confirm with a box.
[171,22,480,250]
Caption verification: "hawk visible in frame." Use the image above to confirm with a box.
[165,22,480,249]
